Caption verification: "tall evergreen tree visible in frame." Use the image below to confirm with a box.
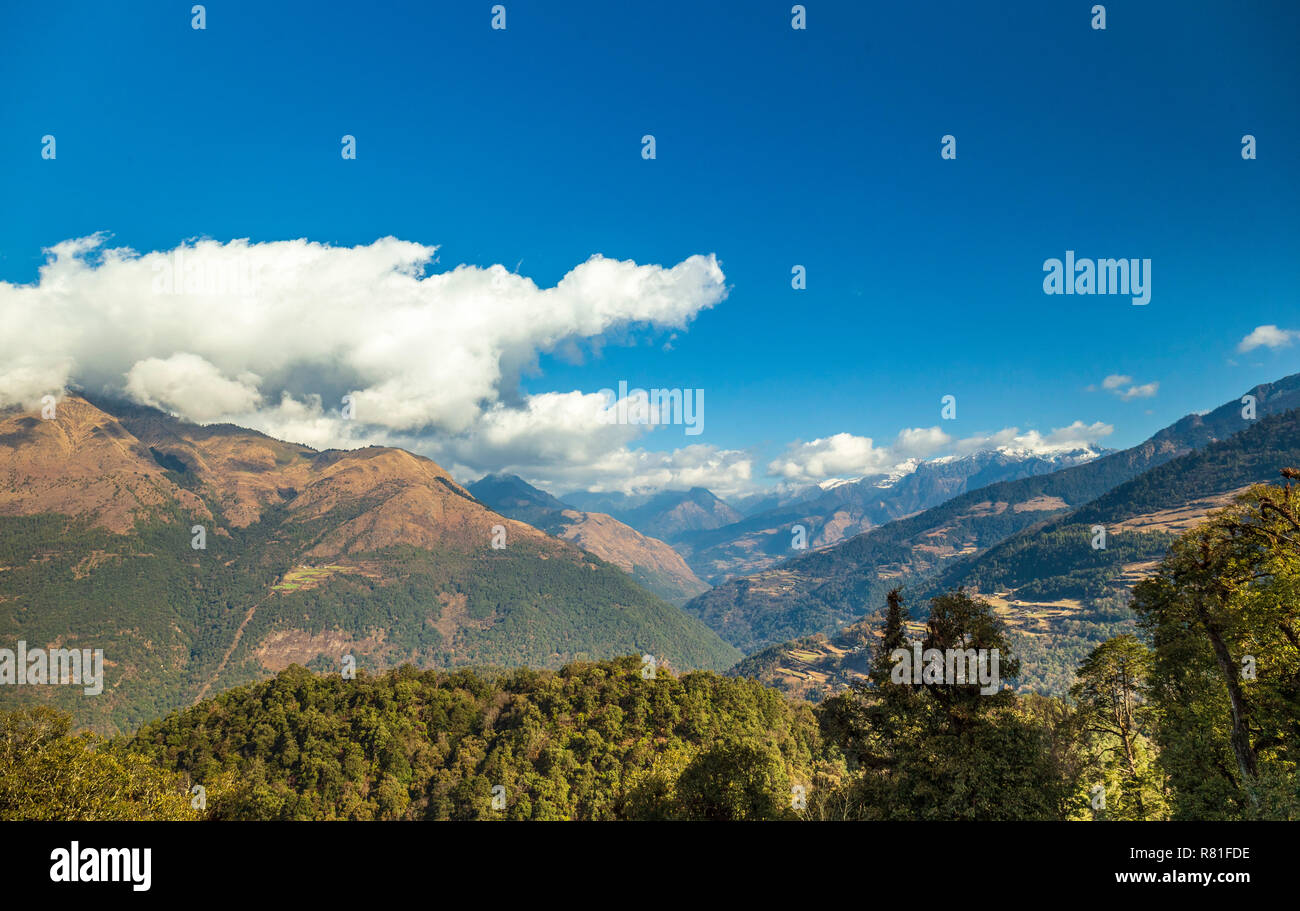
[869,587,908,686]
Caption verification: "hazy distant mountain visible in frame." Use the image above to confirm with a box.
[727,481,837,518]
[689,372,1300,655]
[558,489,647,517]
[562,487,743,542]
[0,397,738,732]
[466,473,570,528]
[675,447,1105,584]
[467,473,709,604]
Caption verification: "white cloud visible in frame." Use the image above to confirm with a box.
[1092,374,1159,401]
[1237,324,1300,353]
[125,353,261,421]
[764,413,1112,483]
[418,391,645,471]
[531,443,755,500]
[893,426,952,458]
[768,419,1112,484]
[953,420,1113,455]
[768,427,953,482]
[0,236,727,424]
[1117,382,1158,401]
[0,235,731,491]
[768,433,891,482]
[232,393,371,452]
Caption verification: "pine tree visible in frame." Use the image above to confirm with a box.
[869,586,908,686]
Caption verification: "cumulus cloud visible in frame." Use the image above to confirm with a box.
[769,420,1112,484]
[0,235,733,491]
[1238,325,1300,353]
[893,426,952,458]
[0,235,726,422]
[768,433,890,482]
[1117,382,1158,400]
[768,427,953,482]
[407,391,645,477]
[125,353,261,421]
[952,420,1113,455]
[519,443,755,500]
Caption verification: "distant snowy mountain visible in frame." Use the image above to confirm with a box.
[669,446,1109,584]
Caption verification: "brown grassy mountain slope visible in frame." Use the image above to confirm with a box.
[464,474,708,604]
[0,396,738,732]
[551,509,709,604]
[0,397,211,531]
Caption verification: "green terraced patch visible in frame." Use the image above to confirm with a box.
[272,564,349,592]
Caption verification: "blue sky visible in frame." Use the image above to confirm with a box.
[2,1,1298,495]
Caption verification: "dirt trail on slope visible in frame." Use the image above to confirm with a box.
[194,596,266,704]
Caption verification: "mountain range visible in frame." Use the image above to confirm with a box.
[5,373,1299,732]
[670,447,1106,584]
[685,375,1300,655]
[561,487,744,542]
[716,375,1300,696]
[0,395,737,732]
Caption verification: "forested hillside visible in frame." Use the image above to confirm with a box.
[125,657,822,820]
[0,397,738,733]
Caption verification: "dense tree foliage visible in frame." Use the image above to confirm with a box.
[126,656,823,820]
[1069,635,1166,819]
[815,589,1078,819]
[0,706,196,820]
[1132,473,1300,819]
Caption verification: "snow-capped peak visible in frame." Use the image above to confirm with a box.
[818,476,862,491]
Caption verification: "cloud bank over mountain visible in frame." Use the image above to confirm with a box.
[0,235,752,489]
[1,235,1113,498]
[767,421,1114,484]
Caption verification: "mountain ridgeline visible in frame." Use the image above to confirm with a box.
[465,474,708,605]
[672,448,1105,584]
[688,375,1300,659]
[561,487,744,542]
[0,397,738,733]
